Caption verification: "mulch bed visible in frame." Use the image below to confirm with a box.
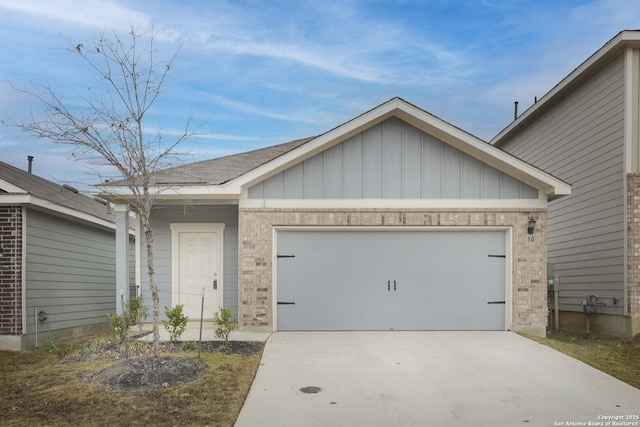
[61,338,265,390]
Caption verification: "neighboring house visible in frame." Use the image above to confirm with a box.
[492,30,640,338]
[106,98,569,337]
[0,160,133,351]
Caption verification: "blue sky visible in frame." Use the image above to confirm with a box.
[1,0,639,192]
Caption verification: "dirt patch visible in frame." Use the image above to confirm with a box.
[65,339,264,390]
[90,356,203,390]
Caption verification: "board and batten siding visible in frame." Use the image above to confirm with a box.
[141,204,239,320]
[248,117,538,200]
[498,53,626,315]
[25,209,117,333]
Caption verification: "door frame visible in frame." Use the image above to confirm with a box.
[170,223,225,313]
[272,225,512,332]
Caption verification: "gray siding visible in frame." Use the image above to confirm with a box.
[25,209,116,333]
[249,117,538,200]
[140,204,239,320]
[499,54,626,315]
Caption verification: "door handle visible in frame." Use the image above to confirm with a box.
[394,280,397,291]
[388,280,390,291]
[487,301,505,304]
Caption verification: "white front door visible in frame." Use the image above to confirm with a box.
[171,223,225,319]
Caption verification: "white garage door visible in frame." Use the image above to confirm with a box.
[276,230,506,331]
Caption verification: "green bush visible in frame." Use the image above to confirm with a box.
[128,340,149,352]
[107,312,132,342]
[126,295,149,332]
[162,304,188,343]
[181,341,198,351]
[213,307,236,344]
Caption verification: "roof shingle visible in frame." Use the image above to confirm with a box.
[0,160,113,223]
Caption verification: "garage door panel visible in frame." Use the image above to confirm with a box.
[277,230,506,331]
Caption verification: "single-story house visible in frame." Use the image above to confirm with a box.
[106,98,570,337]
[0,159,134,351]
[492,30,640,338]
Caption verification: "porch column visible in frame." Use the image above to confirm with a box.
[114,203,130,315]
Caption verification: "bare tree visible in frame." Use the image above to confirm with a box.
[7,28,192,363]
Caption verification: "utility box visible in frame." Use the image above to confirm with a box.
[547,264,559,291]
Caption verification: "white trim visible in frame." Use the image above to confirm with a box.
[135,216,141,296]
[0,179,28,194]
[0,194,116,230]
[624,47,639,174]
[623,47,639,317]
[170,223,225,313]
[271,225,513,333]
[240,198,549,210]
[504,226,514,331]
[99,185,243,199]
[21,207,27,335]
[0,195,31,204]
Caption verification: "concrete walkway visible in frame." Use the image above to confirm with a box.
[235,332,640,427]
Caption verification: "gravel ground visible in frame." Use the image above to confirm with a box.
[89,356,204,390]
[66,340,264,390]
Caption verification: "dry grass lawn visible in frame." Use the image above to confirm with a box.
[525,331,640,390]
[0,339,262,427]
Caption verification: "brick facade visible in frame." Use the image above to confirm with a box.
[0,206,23,335]
[627,174,640,335]
[239,208,548,335]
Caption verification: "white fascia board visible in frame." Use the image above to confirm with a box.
[29,195,117,230]
[239,198,549,210]
[0,195,31,204]
[0,193,117,230]
[96,184,244,200]
[0,179,28,194]
[492,31,640,147]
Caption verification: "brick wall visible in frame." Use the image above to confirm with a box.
[627,174,640,335]
[239,208,547,335]
[0,206,23,335]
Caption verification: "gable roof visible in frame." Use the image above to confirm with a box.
[0,160,115,228]
[492,30,640,147]
[103,97,570,201]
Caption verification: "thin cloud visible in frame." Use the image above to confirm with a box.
[206,94,325,125]
[0,0,151,32]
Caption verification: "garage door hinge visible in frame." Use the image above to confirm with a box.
[277,255,295,258]
[488,254,506,258]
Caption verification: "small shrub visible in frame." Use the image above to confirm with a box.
[213,307,236,344]
[128,340,149,352]
[126,295,149,332]
[90,335,112,351]
[107,312,132,342]
[162,304,188,343]
[181,341,198,351]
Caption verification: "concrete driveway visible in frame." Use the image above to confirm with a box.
[235,332,640,427]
